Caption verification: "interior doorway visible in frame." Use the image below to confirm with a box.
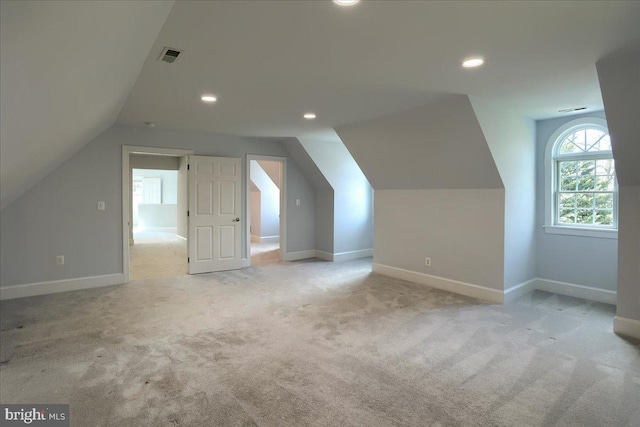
[247,155,286,266]
[122,146,192,282]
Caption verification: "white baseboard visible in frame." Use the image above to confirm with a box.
[283,250,316,261]
[241,258,250,267]
[333,248,373,262]
[614,316,640,340]
[0,273,125,300]
[176,234,187,241]
[504,279,538,303]
[260,235,280,244]
[534,278,617,305]
[372,263,504,304]
[315,250,334,261]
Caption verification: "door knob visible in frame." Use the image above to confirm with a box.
[232,217,240,222]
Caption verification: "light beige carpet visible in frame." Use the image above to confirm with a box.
[1,258,639,426]
[130,230,187,280]
[251,241,280,265]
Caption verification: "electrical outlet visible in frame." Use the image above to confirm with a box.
[56,255,65,265]
[425,257,431,267]
[97,201,105,211]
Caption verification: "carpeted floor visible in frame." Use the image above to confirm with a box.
[1,257,638,426]
[251,241,280,265]
[130,230,187,280]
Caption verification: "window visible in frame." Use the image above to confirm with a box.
[544,118,617,239]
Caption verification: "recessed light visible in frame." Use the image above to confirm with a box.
[462,57,484,68]
[144,121,156,128]
[334,0,360,6]
[559,107,587,113]
[201,95,217,103]
[304,113,317,120]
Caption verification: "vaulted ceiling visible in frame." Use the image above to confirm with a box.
[2,0,639,209]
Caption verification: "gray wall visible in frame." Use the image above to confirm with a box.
[375,190,505,289]
[471,98,537,288]
[535,111,618,291]
[130,154,179,170]
[0,125,316,287]
[597,49,640,322]
[315,190,334,254]
[137,204,177,228]
[297,138,374,254]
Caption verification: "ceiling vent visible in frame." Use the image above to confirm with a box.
[158,47,183,64]
[559,106,587,113]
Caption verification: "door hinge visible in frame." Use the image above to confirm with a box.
[188,257,190,263]
[187,210,190,217]
[187,164,190,170]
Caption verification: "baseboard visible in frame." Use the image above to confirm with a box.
[372,263,504,304]
[333,248,373,262]
[613,316,640,340]
[260,235,280,244]
[504,278,538,303]
[282,250,316,261]
[534,278,616,305]
[176,235,187,241]
[315,250,334,261]
[241,258,250,267]
[130,238,134,246]
[0,273,125,300]
[251,234,260,243]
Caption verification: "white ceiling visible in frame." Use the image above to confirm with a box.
[0,0,173,209]
[118,0,640,140]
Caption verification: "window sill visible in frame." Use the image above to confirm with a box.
[543,225,618,239]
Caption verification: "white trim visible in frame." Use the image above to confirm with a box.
[241,258,250,268]
[315,250,334,261]
[176,235,187,241]
[333,248,373,262]
[533,278,616,305]
[259,235,280,244]
[543,225,617,239]
[372,263,504,304]
[504,278,538,303]
[0,274,124,300]
[246,155,287,267]
[613,316,640,340]
[283,250,316,261]
[122,145,193,283]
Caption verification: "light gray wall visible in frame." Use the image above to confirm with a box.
[177,157,188,239]
[375,190,505,290]
[297,137,373,254]
[137,204,177,228]
[130,154,179,170]
[250,161,279,238]
[250,190,261,238]
[535,111,618,291]
[335,95,503,190]
[315,190,334,254]
[597,49,640,321]
[0,125,316,287]
[471,98,537,288]
[258,160,281,189]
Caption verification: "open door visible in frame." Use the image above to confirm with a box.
[188,156,242,274]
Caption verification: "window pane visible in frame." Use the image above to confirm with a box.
[560,161,578,176]
[559,209,576,224]
[596,176,615,191]
[576,193,593,208]
[559,193,576,208]
[595,194,613,209]
[576,209,594,224]
[560,176,577,191]
[595,159,614,175]
[595,210,613,226]
[577,160,595,176]
[585,129,607,151]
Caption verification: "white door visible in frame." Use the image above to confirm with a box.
[188,156,242,274]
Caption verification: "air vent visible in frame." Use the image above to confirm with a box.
[158,47,183,64]
[559,107,587,113]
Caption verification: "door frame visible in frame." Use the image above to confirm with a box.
[122,145,193,283]
[246,154,287,266]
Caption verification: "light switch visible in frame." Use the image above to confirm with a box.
[98,201,105,211]
[296,199,301,206]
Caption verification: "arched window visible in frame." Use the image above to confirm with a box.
[545,117,617,238]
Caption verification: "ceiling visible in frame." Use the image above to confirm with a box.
[2,1,639,209]
[118,0,640,140]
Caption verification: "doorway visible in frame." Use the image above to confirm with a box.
[246,155,286,266]
[122,146,192,282]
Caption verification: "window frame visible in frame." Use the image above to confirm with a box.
[544,117,618,239]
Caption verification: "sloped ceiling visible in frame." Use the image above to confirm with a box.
[0,0,174,209]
